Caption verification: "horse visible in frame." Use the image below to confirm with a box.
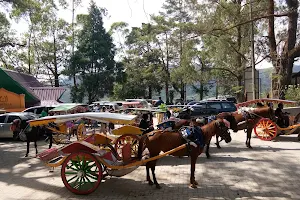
[24,125,41,157]
[138,118,233,189]
[166,113,237,158]
[205,107,275,156]
[23,124,52,157]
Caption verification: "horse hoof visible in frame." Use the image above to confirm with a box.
[148,181,154,186]
[193,180,199,185]
[25,154,28,157]
[215,143,221,149]
[155,184,161,189]
[189,184,197,189]
[206,153,211,159]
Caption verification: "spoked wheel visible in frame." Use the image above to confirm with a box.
[61,152,103,195]
[254,118,278,141]
[114,134,140,158]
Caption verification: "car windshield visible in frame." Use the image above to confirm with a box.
[221,102,235,109]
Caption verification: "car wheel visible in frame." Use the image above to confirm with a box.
[13,132,20,141]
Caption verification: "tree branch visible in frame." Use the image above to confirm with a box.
[189,12,294,39]
[210,67,239,79]
[0,42,26,48]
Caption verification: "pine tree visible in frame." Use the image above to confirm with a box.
[71,1,116,103]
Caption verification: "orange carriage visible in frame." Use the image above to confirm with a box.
[236,99,300,141]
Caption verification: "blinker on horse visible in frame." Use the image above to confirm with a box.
[138,118,232,189]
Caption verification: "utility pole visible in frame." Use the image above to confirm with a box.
[250,0,256,99]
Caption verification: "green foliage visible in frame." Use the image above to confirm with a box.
[285,87,300,103]
[158,103,167,112]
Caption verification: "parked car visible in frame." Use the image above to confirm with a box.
[186,101,200,106]
[23,105,57,116]
[125,99,150,108]
[205,96,237,103]
[187,100,237,117]
[0,112,38,139]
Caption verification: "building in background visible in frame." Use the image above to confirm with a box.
[0,68,66,111]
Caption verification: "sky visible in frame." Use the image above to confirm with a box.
[11,0,165,34]
[9,0,274,70]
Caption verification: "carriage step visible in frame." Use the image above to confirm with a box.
[48,155,65,164]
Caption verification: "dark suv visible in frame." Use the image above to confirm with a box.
[188,101,237,117]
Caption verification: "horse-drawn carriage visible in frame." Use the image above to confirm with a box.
[29,111,233,194]
[30,112,196,194]
[236,98,300,141]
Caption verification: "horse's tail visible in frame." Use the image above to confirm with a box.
[138,134,148,160]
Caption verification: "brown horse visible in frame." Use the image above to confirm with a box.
[138,119,232,189]
[207,107,275,155]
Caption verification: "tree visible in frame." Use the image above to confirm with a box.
[267,0,300,98]
[186,0,259,102]
[33,18,71,87]
[70,1,116,103]
[118,24,163,100]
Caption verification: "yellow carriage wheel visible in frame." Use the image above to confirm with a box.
[254,118,277,141]
[114,134,140,159]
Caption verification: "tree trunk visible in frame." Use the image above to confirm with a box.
[199,83,204,100]
[271,57,293,98]
[237,77,244,102]
[268,0,299,98]
[165,81,169,104]
[148,86,152,99]
[53,32,59,87]
[28,27,32,74]
[180,81,184,101]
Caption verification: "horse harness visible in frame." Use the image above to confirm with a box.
[240,108,274,132]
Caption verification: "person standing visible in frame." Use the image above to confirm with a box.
[154,97,164,107]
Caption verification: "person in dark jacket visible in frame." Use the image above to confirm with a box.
[139,114,154,134]
[275,103,289,127]
[154,97,164,107]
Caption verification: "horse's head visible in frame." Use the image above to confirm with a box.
[217,112,238,132]
[215,119,232,143]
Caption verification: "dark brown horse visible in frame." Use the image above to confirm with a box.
[206,107,275,156]
[138,119,232,189]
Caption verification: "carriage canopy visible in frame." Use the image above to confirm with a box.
[28,112,137,127]
[236,98,297,108]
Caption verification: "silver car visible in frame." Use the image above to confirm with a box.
[0,112,37,139]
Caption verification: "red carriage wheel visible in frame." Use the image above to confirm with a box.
[61,152,103,195]
[254,118,278,141]
[114,134,140,158]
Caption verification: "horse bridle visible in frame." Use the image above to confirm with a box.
[214,121,230,141]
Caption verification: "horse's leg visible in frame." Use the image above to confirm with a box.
[150,161,161,189]
[205,139,211,159]
[215,135,221,149]
[246,127,253,149]
[34,141,38,156]
[49,134,53,149]
[190,151,198,188]
[146,163,153,185]
[25,140,29,157]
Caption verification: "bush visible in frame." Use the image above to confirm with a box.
[285,86,300,104]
